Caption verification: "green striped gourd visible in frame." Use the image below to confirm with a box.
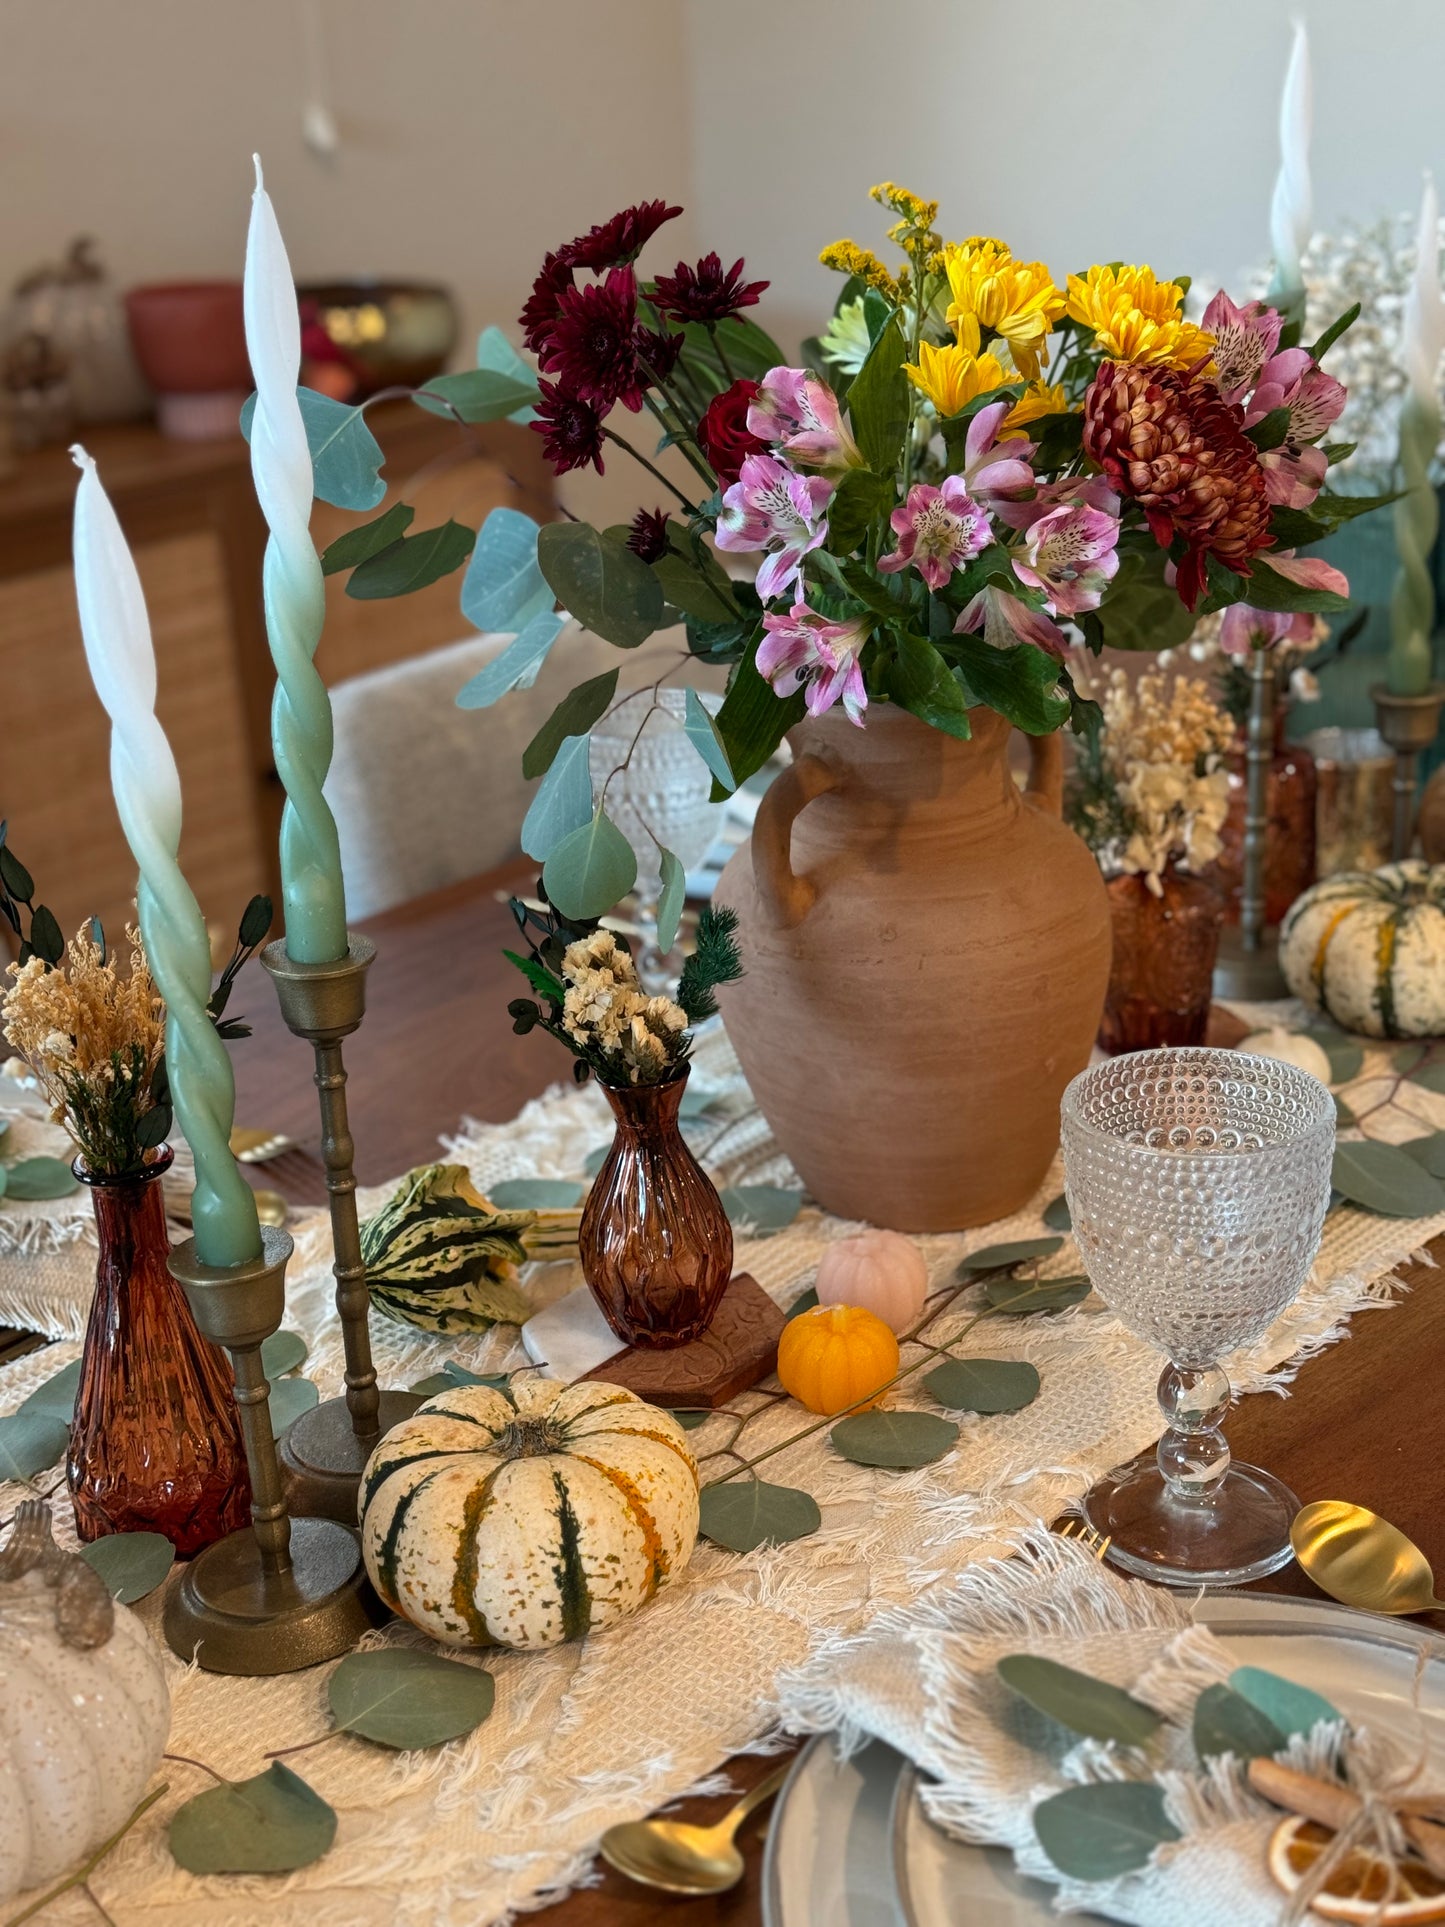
[360,1163,579,1334]
[1279,861,1445,1039]
[358,1381,699,1650]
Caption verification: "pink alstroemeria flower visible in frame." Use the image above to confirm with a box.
[954,582,1069,657]
[1201,290,1283,404]
[877,476,992,590]
[1245,347,1347,507]
[747,366,864,476]
[1012,501,1121,616]
[1250,548,1349,598]
[756,601,871,725]
[1218,604,1318,655]
[957,400,1038,512]
[995,472,1121,534]
[715,452,833,602]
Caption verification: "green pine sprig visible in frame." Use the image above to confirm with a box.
[677,904,743,1025]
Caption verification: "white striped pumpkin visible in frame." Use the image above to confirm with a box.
[358,1380,699,1650]
[1279,861,1445,1039]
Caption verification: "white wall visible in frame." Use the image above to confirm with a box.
[684,0,1445,356]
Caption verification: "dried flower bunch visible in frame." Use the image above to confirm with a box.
[1067,670,1234,892]
[506,893,742,1088]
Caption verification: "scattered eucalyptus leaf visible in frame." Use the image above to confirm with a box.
[2,1156,80,1200]
[1042,1194,1072,1232]
[1306,1028,1364,1084]
[327,1648,495,1749]
[982,1273,1091,1315]
[17,1357,81,1423]
[996,1654,1161,1746]
[410,1361,516,1402]
[1402,1057,1445,1096]
[655,847,686,954]
[667,1408,710,1431]
[925,1358,1041,1416]
[699,1479,821,1552]
[1228,1666,1340,1739]
[678,1083,723,1120]
[583,1143,610,1178]
[1402,1133,1445,1179]
[959,1236,1062,1276]
[0,1118,9,1148]
[1334,1093,1356,1126]
[487,1178,586,1211]
[830,1409,958,1469]
[1033,1782,1180,1881]
[168,1762,337,1874]
[785,1286,819,1322]
[1193,1682,1286,1762]
[269,1376,320,1435]
[262,1329,308,1378]
[719,1185,803,1234]
[78,1530,175,1604]
[1331,1139,1445,1217]
[0,1411,69,1482]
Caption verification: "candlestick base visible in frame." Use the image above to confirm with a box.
[1371,683,1445,860]
[279,1389,424,1524]
[1212,924,1288,1002]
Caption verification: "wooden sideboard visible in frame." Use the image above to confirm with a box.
[0,404,554,948]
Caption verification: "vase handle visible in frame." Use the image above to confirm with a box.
[1022,731,1064,816]
[751,752,839,929]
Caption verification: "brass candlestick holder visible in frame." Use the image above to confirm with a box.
[262,934,422,1522]
[1372,682,1445,859]
[162,1226,383,1674]
[1214,646,1288,1000]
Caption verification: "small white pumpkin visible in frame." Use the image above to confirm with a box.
[814,1229,928,1334]
[359,1379,699,1651]
[1280,861,1445,1039]
[1238,1027,1334,1086]
[0,1504,171,1903]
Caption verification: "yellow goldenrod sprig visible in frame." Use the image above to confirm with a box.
[819,240,900,304]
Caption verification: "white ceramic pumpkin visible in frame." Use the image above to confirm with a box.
[814,1229,928,1334]
[359,1380,699,1651]
[1280,861,1445,1039]
[1238,1028,1334,1085]
[0,1504,171,1903]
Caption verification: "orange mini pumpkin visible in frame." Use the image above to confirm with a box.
[776,1304,900,1416]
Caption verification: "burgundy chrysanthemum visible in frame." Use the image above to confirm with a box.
[626,507,670,562]
[565,200,683,271]
[530,379,606,475]
[635,324,685,383]
[519,250,576,356]
[652,253,769,324]
[540,266,645,412]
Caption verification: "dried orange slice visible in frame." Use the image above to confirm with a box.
[1267,1815,1445,1923]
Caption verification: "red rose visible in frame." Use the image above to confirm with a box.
[698,378,767,487]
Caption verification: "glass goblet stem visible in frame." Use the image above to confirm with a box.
[1155,1361,1231,1500]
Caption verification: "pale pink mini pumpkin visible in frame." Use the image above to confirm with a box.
[814,1229,928,1334]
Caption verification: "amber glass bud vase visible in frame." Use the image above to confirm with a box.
[69,1148,250,1552]
[1099,867,1224,1055]
[578,1070,733,1350]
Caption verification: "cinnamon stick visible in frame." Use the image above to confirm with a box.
[1248,1758,1361,1832]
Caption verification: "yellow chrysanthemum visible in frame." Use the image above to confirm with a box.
[902,339,1011,418]
[819,240,900,304]
[943,241,1065,381]
[1002,379,1073,438]
[1065,265,1214,369]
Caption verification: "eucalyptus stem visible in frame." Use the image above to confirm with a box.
[602,428,696,511]
[639,385,718,491]
[3,1784,168,1927]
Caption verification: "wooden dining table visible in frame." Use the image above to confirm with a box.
[228,856,1445,1927]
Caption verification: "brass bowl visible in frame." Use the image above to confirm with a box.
[297,279,458,397]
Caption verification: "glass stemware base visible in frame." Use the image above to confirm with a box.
[1084,1459,1300,1587]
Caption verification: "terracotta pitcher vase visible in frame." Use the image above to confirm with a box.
[714,706,1111,1231]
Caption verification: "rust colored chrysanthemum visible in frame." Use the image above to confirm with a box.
[1083,361,1273,608]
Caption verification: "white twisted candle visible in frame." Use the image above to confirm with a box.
[1268,21,1312,310]
[244,154,348,963]
[71,447,262,1269]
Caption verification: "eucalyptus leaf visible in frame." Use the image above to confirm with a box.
[1399,1053,1445,1095]
[0,1119,7,1149]
[456,609,567,709]
[785,1286,819,1321]
[698,1479,821,1552]
[982,1273,1091,1315]
[1228,1666,1340,1738]
[168,1762,337,1874]
[241,388,385,511]
[667,1408,711,1431]
[1042,1194,1072,1232]
[1331,1139,1445,1217]
[1305,1027,1364,1083]
[960,1236,1063,1276]
[270,1376,320,1434]
[1033,1782,1180,1882]
[542,807,638,921]
[1193,1682,1286,1762]
[319,502,415,576]
[537,521,663,648]
[413,366,539,425]
[475,326,539,422]
[924,1358,1040,1415]
[262,1329,308,1378]
[346,519,475,600]
[521,732,595,862]
[487,1178,585,1210]
[1403,1133,1445,1179]
[78,1530,175,1603]
[719,1185,803,1233]
[996,1654,1161,1745]
[0,1411,68,1482]
[460,507,550,633]
[2,1157,79,1200]
[328,1648,495,1748]
[522,670,619,780]
[655,848,686,953]
[17,1357,81,1423]
[583,1143,609,1178]
[683,687,735,792]
[409,1361,516,1401]
[1334,1093,1356,1126]
[830,1409,958,1469]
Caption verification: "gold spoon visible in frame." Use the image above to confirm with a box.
[599,1761,791,1895]
[253,1189,290,1229]
[1292,1500,1445,1615]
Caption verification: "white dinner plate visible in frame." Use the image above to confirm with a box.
[763,1592,1445,1927]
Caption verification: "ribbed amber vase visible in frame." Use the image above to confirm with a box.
[578,1071,733,1349]
[1099,867,1224,1055]
[68,1148,250,1552]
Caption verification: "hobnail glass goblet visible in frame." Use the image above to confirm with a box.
[1061,1046,1335,1586]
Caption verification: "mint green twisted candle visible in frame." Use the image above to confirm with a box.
[1389,174,1444,699]
[244,156,349,963]
[71,447,262,1270]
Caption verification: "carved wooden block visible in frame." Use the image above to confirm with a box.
[580,1273,784,1408]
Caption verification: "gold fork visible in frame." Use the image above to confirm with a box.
[229,1126,297,1164]
[1055,1518,1113,1561]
